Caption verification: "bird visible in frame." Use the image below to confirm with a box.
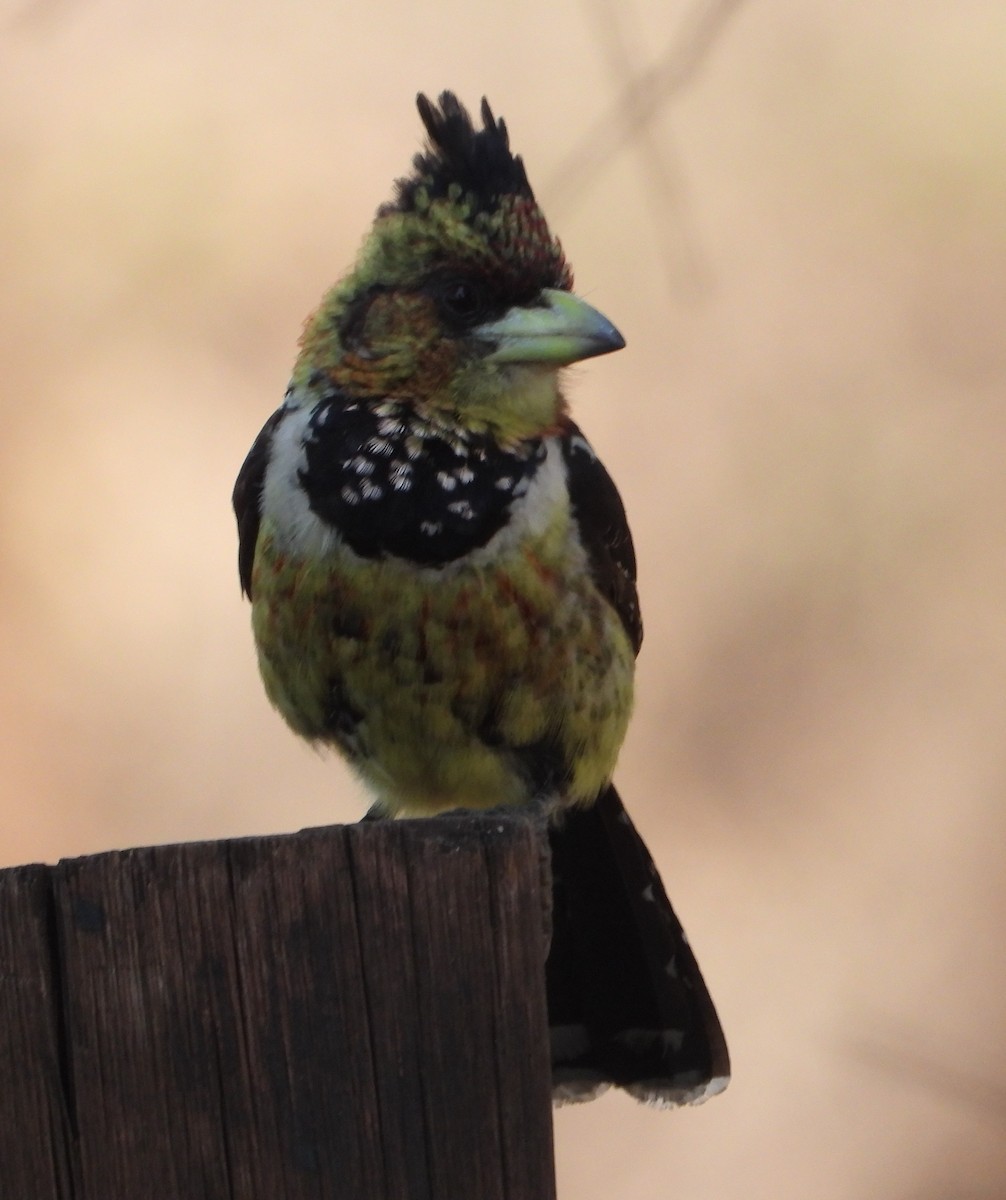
[233,90,729,1106]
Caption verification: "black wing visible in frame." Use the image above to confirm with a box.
[232,409,284,599]
[560,422,642,655]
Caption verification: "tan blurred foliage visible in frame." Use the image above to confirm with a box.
[2,1,1004,1197]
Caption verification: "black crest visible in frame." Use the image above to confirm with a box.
[388,91,535,215]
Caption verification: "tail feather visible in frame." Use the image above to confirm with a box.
[546,785,730,1106]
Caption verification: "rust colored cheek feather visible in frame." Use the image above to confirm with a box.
[309,291,461,401]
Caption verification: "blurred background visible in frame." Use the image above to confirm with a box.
[3,0,1005,1196]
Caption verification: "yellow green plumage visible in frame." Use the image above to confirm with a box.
[250,449,634,814]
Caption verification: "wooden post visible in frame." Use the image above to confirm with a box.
[0,814,556,1200]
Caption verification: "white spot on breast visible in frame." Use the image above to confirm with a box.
[390,461,413,491]
[341,485,361,505]
[349,455,375,476]
[360,480,384,501]
[430,438,573,577]
[436,471,458,492]
[447,499,474,520]
[420,519,443,536]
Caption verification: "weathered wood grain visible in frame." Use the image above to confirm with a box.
[0,816,554,1200]
[0,864,74,1198]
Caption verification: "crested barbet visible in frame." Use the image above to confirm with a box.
[234,91,729,1105]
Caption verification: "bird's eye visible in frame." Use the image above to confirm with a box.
[439,279,485,324]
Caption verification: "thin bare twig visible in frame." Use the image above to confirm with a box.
[579,0,713,297]
[546,0,747,207]
[848,1030,1006,1127]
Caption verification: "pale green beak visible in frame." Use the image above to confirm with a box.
[477,288,625,365]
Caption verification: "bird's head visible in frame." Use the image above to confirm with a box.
[293,91,624,445]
